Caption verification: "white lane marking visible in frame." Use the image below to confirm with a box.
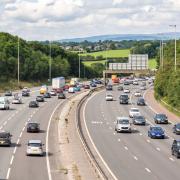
[3,121,7,126]
[30,114,33,118]
[19,132,23,138]
[145,168,151,173]
[10,156,14,165]
[124,146,128,150]
[16,111,18,114]
[22,126,25,132]
[139,133,143,136]
[134,156,138,161]
[83,91,118,180]
[156,147,161,151]
[0,126,3,130]
[146,139,151,143]
[13,147,17,154]
[113,132,116,135]
[6,168,11,179]
[109,127,112,130]
[16,138,20,145]
[118,138,121,142]
[169,157,175,162]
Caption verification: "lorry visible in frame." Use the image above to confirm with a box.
[40,85,48,94]
[70,77,79,86]
[52,77,65,92]
[111,75,119,83]
[0,97,10,110]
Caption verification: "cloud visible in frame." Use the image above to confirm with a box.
[0,0,179,40]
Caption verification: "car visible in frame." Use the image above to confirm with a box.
[22,90,30,97]
[23,87,30,92]
[124,88,130,93]
[27,122,40,133]
[105,94,113,101]
[90,83,97,87]
[141,81,146,86]
[129,108,140,118]
[12,96,22,104]
[106,85,113,91]
[49,90,57,96]
[140,86,146,90]
[0,131,12,146]
[58,92,66,99]
[148,126,165,139]
[74,86,81,91]
[124,81,130,85]
[133,81,139,85]
[68,87,75,93]
[134,91,141,97]
[26,140,44,156]
[29,101,39,108]
[43,92,51,98]
[55,88,63,93]
[119,94,129,104]
[117,86,123,91]
[171,140,180,158]
[84,85,90,89]
[4,91,12,96]
[133,115,146,125]
[63,85,69,91]
[173,123,180,135]
[154,113,168,124]
[36,95,44,102]
[0,97,10,110]
[115,117,131,133]
[137,97,146,106]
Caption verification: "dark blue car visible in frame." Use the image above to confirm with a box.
[148,126,165,139]
[90,83,97,87]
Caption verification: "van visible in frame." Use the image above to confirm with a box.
[0,97,10,110]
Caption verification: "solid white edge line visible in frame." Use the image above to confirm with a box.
[83,91,118,180]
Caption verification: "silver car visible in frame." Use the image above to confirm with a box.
[115,117,131,133]
[26,140,44,156]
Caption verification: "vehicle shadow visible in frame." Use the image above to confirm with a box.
[131,129,140,134]
[39,130,46,133]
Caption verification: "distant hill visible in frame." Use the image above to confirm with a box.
[59,33,180,42]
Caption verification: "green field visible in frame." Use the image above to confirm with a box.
[81,49,130,58]
[148,59,157,69]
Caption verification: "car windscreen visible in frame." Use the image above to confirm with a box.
[157,114,166,118]
[131,109,139,112]
[0,133,9,138]
[152,127,163,131]
[176,124,180,128]
[135,116,144,120]
[28,143,42,147]
[118,120,129,124]
[120,95,128,99]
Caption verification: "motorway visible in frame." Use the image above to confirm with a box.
[84,83,180,180]
[0,87,80,180]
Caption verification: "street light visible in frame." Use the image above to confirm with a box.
[169,24,177,71]
[79,49,81,78]
[17,37,20,85]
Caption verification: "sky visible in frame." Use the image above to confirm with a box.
[0,0,180,40]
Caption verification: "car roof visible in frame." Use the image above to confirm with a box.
[130,108,139,110]
[28,140,42,144]
[117,117,129,120]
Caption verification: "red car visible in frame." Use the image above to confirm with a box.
[84,85,90,89]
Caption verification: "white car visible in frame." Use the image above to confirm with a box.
[124,88,130,93]
[105,94,113,101]
[23,87,30,92]
[49,90,57,96]
[68,87,75,93]
[129,108,141,118]
[140,86,146,90]
[26,140,44,156]
[12,97,22,104]
[134,91,141,97]
[133,81,139,85]
[115,117,131,133]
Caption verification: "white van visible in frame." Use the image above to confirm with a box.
[0,97,10,110]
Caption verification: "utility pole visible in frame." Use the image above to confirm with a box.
[160,40,162,68]
[18,37,20,85]
[49,40,52,82]
[169,25,177,71]
[79,49,81,78]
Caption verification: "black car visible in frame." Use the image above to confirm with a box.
[119,94,129,104]
[171,140,180,158]
[27,122,40,133]
[106,85,113,91]
[36,96,44,102]
[173,123,180,135]
[154,113,168,124]
[0,131,12,146]
[43,92,51,98]
[137,97,146,106]
[22,91,30,97]
[133,115,146,125]
[117,86,123,91]
[5,91,12,96]
[29,101,39,108]
[124,81,130,85]
[58,93,66,99]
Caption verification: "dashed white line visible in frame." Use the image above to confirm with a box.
[156,147,161,151]
[13,147,17,154]
[169,157,175,162]
[0,126,2,130]
[118,138,121,142]
[124,146,128,150]
[113,132,116,135]
[139,133,143,136]
[6,168,11,179]
[3,121,7,126]
[146,139,151,143]
[134,156,138,161]
[22,126,25,132]
[10,156,14,165]
[16,138,20,145]
[109,127,112,130]
[145,168,151,173]
[19,132,23,138]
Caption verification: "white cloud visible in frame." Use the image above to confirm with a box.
[0,0,179,40]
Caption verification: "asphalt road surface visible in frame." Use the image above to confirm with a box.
[0,87,79,180]
[84,83,180,180]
